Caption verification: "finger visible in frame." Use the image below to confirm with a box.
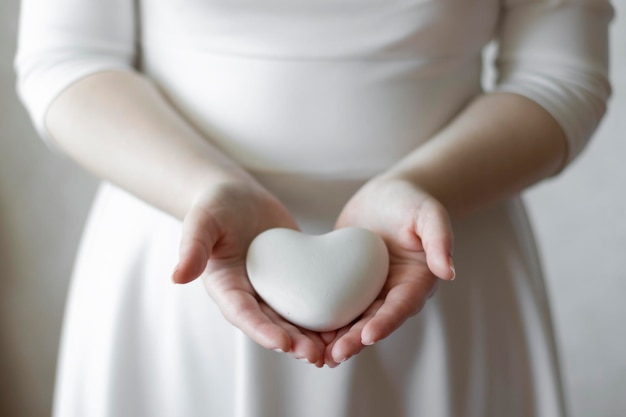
[217,290,292,352]
[328,300,384,364]
[320,330,337,345]
[361,276,436,345]
[324,326,351,367]
[301,329,328,368]
[415,200,455,280]
[260,304,325,365]
[173,205,221,284]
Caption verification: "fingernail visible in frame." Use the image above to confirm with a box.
[449,256,456,281]
[362,338,375,346]
[273,348,285,353]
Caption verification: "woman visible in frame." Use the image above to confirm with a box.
[15,0,612,416]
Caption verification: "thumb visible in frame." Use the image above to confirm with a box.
[414,200,455,280]
[173,205,221,284]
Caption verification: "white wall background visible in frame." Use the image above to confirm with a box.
[1,0,624,416]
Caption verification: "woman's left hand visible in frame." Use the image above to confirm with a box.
[324,176,455,366]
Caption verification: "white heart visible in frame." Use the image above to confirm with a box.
[246,227,389,332]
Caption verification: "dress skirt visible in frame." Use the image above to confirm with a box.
[52,173,566,417]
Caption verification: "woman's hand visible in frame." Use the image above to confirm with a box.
[324,176,455,366]
[172,180,327,366]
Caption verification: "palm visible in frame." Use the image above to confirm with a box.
[202,258,326,365]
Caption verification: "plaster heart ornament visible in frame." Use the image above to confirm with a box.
[246,227,389,332]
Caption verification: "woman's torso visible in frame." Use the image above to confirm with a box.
[139,0,500,178]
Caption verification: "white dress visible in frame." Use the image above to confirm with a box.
[15,0,612,416]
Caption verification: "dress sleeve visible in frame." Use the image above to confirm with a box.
[493,0,614,166]
[14,0,137,146]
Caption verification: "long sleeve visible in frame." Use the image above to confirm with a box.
[494,0,613,166]
[14,0,137,146]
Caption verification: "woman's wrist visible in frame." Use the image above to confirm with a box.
[182,168,268,216]
[372,93,567,219]
[369,169,444,211]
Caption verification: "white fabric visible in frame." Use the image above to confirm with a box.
[14,0,613,416]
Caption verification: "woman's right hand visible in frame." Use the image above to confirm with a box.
[172,180,327,366]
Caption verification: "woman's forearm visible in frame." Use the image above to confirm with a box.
[380,92,568,218]
[46,70,257,219]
